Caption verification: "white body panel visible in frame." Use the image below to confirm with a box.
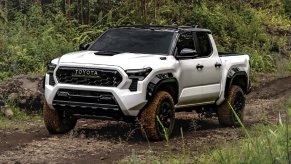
[176,34,223,107]
[216,55,251,105]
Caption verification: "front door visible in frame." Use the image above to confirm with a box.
[177,32,222,106]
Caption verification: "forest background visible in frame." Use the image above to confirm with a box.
[0,0,290,80]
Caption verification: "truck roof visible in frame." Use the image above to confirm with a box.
[116,25,212,34]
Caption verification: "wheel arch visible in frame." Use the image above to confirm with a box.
[146,73,179,104]
[225,69,248,97]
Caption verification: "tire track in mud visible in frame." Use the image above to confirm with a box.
[0,76,290,163]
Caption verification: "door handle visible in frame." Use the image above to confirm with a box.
[215,62,222,68]
[196,64,204,70]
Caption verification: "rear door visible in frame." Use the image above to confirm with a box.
[177,32,222,106]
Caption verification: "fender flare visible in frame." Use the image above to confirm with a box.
[225,67,249,96]
[146,73,179,103]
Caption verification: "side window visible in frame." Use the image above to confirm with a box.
[196,32,212,57]
[176,32,195,56]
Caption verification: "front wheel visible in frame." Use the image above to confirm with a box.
[43,101,77,134]
[139,91,175,140]
[218,85,246,127]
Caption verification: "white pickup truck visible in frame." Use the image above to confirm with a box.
[43,26,251,140]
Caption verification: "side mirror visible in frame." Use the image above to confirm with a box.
[79,43,90,51]
[180,48,197,56]
[176,48,197,59]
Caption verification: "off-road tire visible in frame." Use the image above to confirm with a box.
[218,85,245,127]
[139,91,175,140]
[43,101,77,134]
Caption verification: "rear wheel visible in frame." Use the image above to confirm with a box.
[43,101,77,134]
[218,85,245,127]
[139,91,175,140]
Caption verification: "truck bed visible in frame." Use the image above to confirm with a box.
[218,52,244,57]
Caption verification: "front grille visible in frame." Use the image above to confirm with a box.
[53,89,119,110]
[56,67,123,87]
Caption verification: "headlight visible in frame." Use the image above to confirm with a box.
[125,67,152,81]
[47,63,57,74]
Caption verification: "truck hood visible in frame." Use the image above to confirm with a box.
[58,51,173,70]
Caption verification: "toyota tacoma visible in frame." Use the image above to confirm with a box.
[43,26,251,140]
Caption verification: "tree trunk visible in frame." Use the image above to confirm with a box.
[142,0,147,23]
[81,0,84,24]
[154,0,156,24]
[66,0,71,20]
[87,0,90,24]
[5,0,7,24]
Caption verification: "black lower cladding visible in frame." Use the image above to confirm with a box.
[53,89,123,118]
[129,79,138,91]
[49,73,55,85]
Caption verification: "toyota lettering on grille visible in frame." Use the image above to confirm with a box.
[72,69,101,79]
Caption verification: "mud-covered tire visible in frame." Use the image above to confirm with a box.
[139,91,175,140]
[43,101,77,134]
[218,85,246,127]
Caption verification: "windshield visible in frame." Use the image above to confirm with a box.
[89,28,174,55]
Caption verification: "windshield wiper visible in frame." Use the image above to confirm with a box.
[94,51,121,56]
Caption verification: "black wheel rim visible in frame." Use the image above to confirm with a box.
[157,98,174,134]
[232,91,245,123]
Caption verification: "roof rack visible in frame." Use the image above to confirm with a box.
[114,25,211,33]
[116,25,180,29]
[179,26,194,28]
[116,25,202,29]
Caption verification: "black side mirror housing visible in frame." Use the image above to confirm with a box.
[180,48,197,56]
[176,48,198,59]
[79,43,90,51]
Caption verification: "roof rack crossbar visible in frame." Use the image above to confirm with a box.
[113,25,211,33]
[116,25,180,29]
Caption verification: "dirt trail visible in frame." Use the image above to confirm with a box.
[0,76,290,163]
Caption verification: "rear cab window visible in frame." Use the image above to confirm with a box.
[195,32,213,57]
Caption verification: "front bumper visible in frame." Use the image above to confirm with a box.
[44,64,148,117]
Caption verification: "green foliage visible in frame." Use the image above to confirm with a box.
[0,106,42,130]
[197,98,291,163]
[0,0,290,80]
[0,4,102,80]
[283,0,291,18]
[197,125,290,163]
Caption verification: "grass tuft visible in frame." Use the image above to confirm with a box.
[196,98,291,164]
[156,115,169,146]
[0,106,42,130]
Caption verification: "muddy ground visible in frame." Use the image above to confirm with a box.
[0,76,291,163]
